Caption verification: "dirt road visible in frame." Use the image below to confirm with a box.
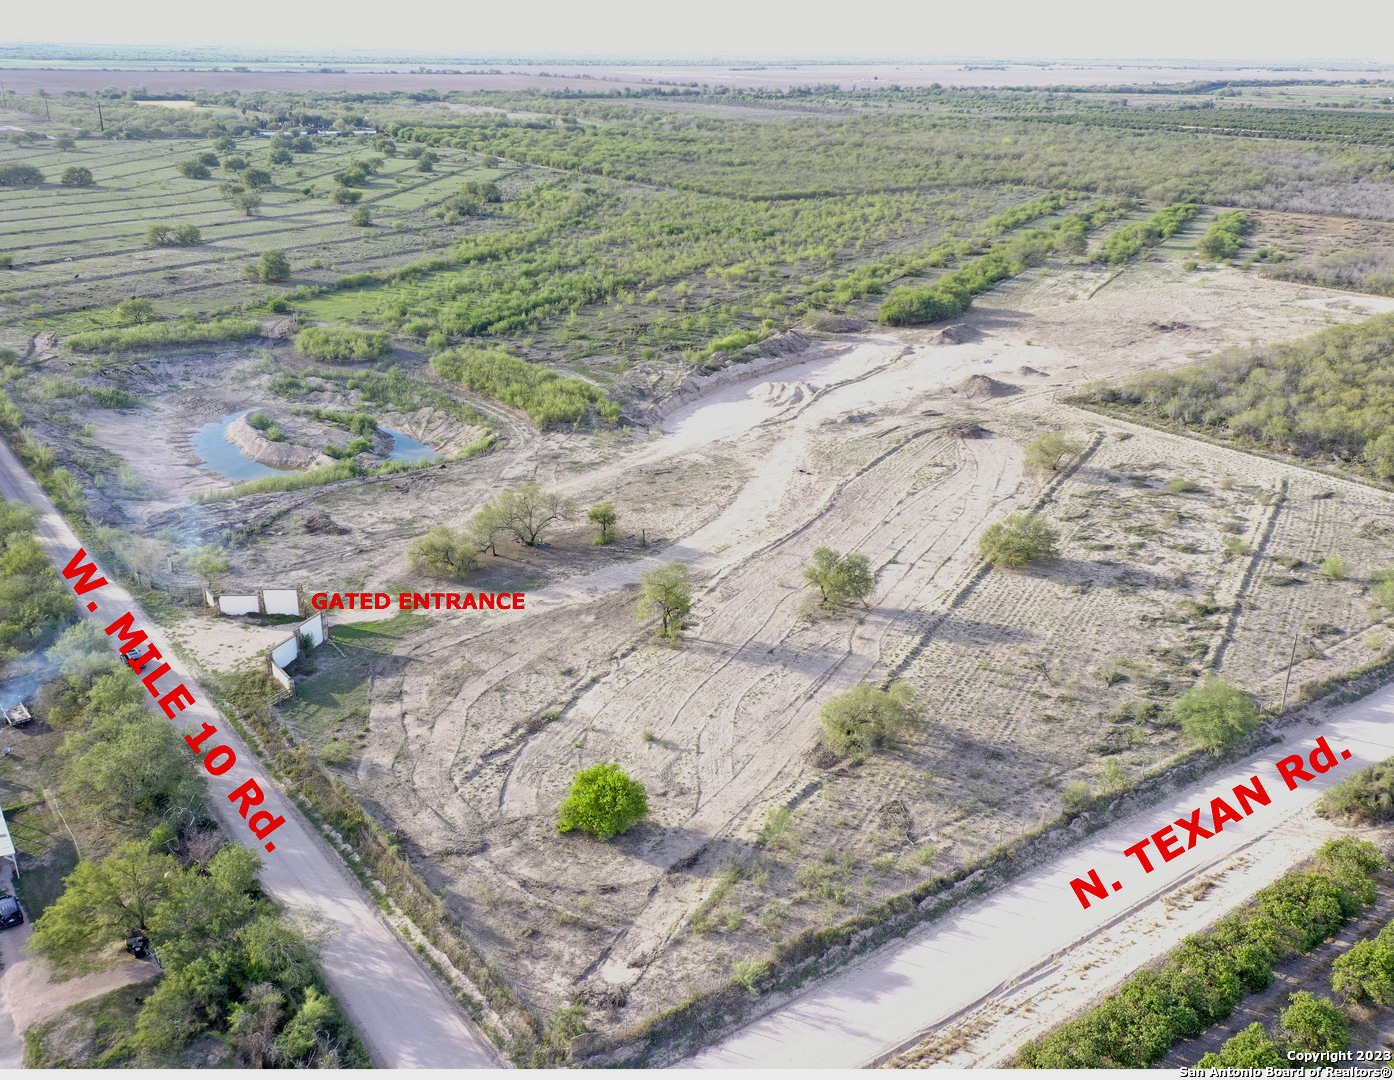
[0,437,498,1067]
[688,688,1394,1068]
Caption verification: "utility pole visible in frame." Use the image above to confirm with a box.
[1279,623,1303,713]
[96,101,104,132]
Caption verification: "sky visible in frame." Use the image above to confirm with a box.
[5,0,1394,63]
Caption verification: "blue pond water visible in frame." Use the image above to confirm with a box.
[191,410,438,482]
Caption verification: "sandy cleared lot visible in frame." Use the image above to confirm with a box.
[79,248,1394,1044]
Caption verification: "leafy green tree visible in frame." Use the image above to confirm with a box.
[53,134,76,151]
[979,513,1060,569]
[220,155,248,172]
[60,165,95,187]
[257,249,291,283]
[408,525,477,579]
[233,190,263,216]
[415,151,438,172]
[267,147,294,166]
[348,205,372,227]
[1025,432,1082,470]
[497,482,571,545]
[115,297,156,324]
[173,223,202,245]
[331,186,362,205]
[1196,1022,1288,1068]
[145,223,174,247]
[31,843,179,960]
[818,681,920,762]
[638,561,692,640]
[588,501,618,544]
[177,159,211,180]
[1278,992,1350,1054]
[212,136,237,153]
[1174,677,1261,754]
[556,762,649,839]
[0,163,44,186]
[195,151,220,167]
[464,504,508,556]
[803,547,874,606]
[239,167,273,189]
[50,620,116,681]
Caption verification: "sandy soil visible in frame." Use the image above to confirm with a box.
[72,249,1394,1040]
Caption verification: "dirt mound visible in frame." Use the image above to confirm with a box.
[932,323,982,345]
[954,374,1020,400]
[225,415,327,469]
[302,511,350,535]
[1015,366,1050,377]
[803,314,872,333]
[758,330,813,357]
[947,421,987,439]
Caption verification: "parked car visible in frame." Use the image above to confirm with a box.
[0,895,23,930]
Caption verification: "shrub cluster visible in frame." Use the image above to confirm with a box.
[431,346,619,426]
[1080,312,1394,479]
[1093,202,1200,265]
[65,318,261,353]
[294,325,392,362]
[1198,209,1255,261]
[1018,837,1383,1068]
[1316,755,1394,824]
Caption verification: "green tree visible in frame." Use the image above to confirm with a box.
[50,620,116,682]
[588,501,618,544]
[1195,1022,1288,1068]
[556,762,648,839]
[638,561,692,640]
[212,136,236,153]
[220,155,248,172]
[115,297,156,325]
[407,525,477,579]
[496,482,571,546]
[1025,432,1082,471]
[257,250,291,283]
[803,547,874,606]
[232,190,262,216]
[818,681,920,762]
[267,147,294,166]
[173,223,202,246]
[177,160,211,180]
[0,163,44,186]
[979,513,1060,569]
[415,151,438,172]
[186,544,230,581]
[145,223,174,247]
[1174,677,1261,754]
[239,167,273,189]
[60,165,95,187]
[53,134,76,151]
[348,205,372,227]
[331,186,363,205]
[1278,992,1350,1054]
[464,504,508,556]
[31,843,179,961]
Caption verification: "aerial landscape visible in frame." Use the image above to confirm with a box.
[5,9,1394,1075]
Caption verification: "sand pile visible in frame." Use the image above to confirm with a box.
[954,374,1020,400]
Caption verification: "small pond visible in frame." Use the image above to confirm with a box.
[192,410,438,481]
